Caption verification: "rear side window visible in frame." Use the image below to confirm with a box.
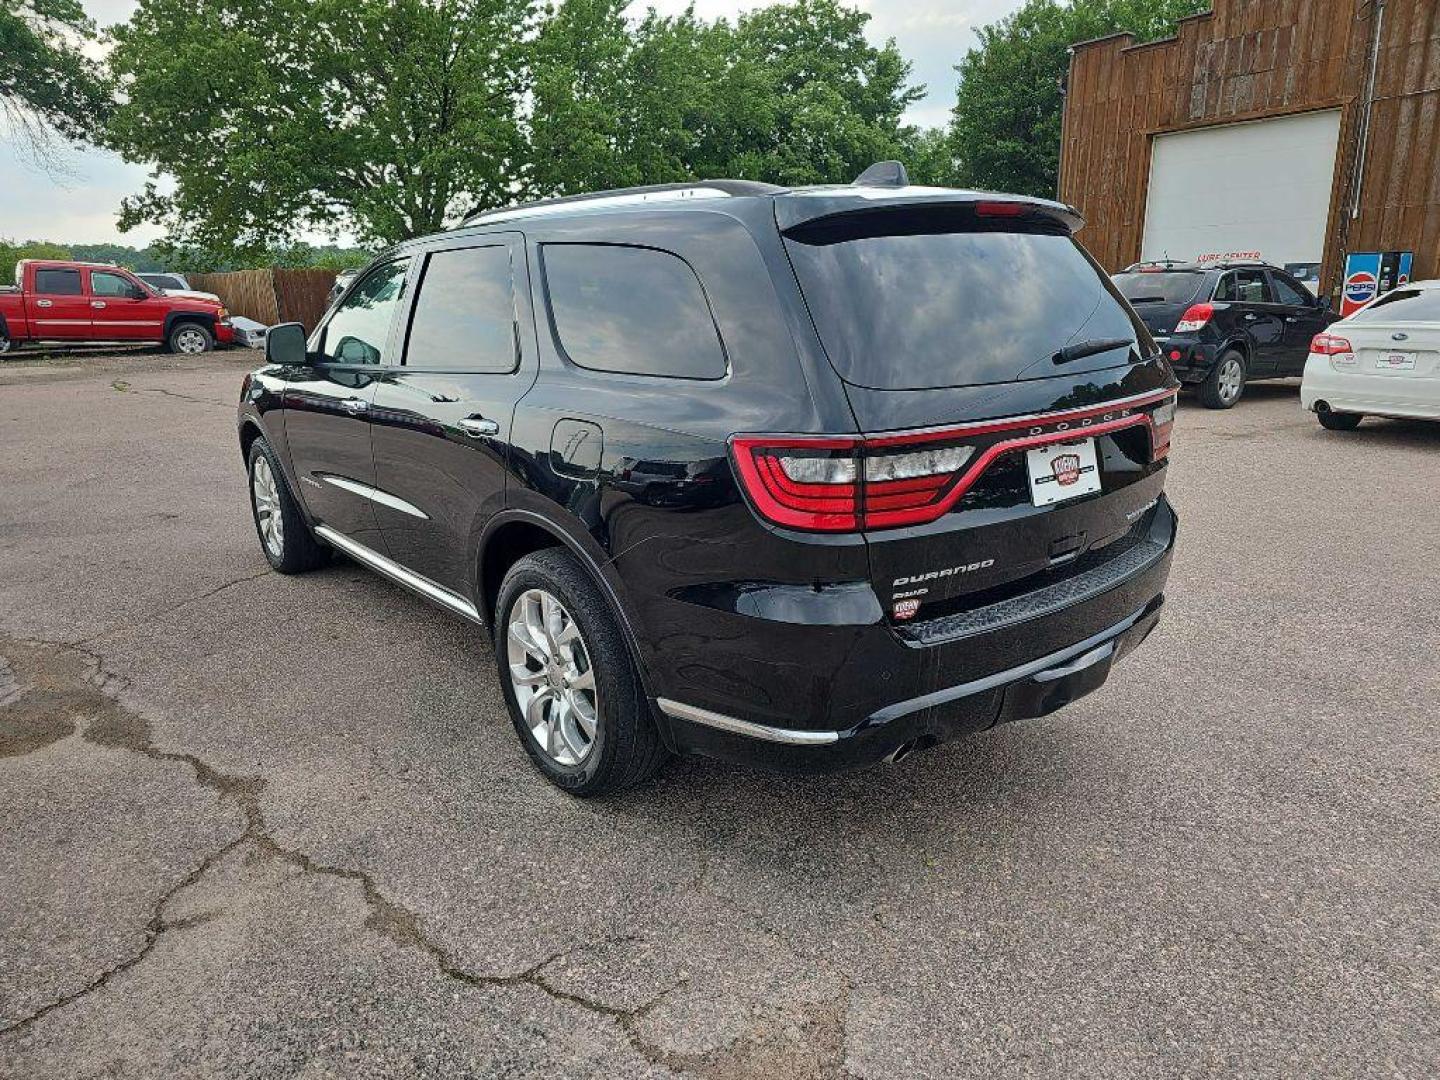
[1348,288,1440,322]
[784,214,1143,389]
[34,269,82,295]
[319,257,410,366]
[1113,272,1205,305]
[542,244,727,379]
[1215,270,1271,303]
[405,246,517,373]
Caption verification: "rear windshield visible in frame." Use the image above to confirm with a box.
[1348,288,1440,323]
[1113,271,1205,305]
[784,214,1145,389]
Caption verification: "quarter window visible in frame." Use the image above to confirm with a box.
[319,258,410,366]
[543,244,726,379]
[404,246,517,373]
[34,268,82,296]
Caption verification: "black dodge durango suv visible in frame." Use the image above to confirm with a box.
[238,165,1179,795]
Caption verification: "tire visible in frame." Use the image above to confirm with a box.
[1198,349,1246,409]
[495,548,666,796]
[168,321,213,355]
[1317,410,1363,431]
[246,437,328,573]
[0,329,12,355]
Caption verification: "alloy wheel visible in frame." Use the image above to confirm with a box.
[1218,357,1243,404]
[506,588,598,767]
[175,327,208,354]
[251,456,284,558]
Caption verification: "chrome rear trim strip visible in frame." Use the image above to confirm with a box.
[314,525,481,624]
[656,698,840,746]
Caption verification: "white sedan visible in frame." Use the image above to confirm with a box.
[1301,279,1440,430]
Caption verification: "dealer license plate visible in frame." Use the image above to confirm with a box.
[1027,439,1101,507]
[1377,352,1415,370]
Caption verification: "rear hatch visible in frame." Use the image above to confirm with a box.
[1111,269,1209,338]
[780,200,1177,626]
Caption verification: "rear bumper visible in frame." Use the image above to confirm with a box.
[656,594,1165,772]
[1301,355,1440,420]
[649,498,1176,773]
[1157,337,1217,383]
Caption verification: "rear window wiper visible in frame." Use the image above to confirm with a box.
[1124,295,1167,304]
[1052,337,1134,365]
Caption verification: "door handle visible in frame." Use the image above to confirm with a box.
[35,299,52,308]
[339,397,369,415]
[458,416,500,438]
[91,301,107,309]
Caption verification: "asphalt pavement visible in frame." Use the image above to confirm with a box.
[1,350,1436,1078]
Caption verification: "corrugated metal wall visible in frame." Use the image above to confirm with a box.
[1059,0,1439,294]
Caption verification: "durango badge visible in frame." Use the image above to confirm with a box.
[1051,453,1082,486]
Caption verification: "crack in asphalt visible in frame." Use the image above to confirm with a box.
[0,637,698,1071]
[1,635,860,1076]
[110,380,232,409]
[76,567,273,647]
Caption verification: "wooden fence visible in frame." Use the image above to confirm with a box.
[187,268,337,333]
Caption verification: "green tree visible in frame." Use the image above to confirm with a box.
[0,0,111,158]
[106,0,531,258]
[950,0,1207,197]
[0,239,72,284]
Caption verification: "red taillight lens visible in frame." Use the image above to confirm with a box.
[1310,333,1353,356]
[1174,303,1213,333]
[730,437,975,532]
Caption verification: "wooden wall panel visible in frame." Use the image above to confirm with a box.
[1060,0,1440,293]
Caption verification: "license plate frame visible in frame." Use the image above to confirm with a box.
[1026,438,1102,507]
[1377,352,1416,370]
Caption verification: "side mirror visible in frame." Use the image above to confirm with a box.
[266,322,308,366]
[129,286,148,300]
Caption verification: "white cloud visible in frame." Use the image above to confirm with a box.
[0,0,1024,245]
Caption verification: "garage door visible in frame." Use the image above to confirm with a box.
[1140,110,1341,268]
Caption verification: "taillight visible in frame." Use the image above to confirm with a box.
[729,390,1173,533]
[1311,333,1355,365]
[1149,394,1177,462]
[729,438,976,532]
[1174,303,1213,333]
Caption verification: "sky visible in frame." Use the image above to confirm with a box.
[0,0,1024,246]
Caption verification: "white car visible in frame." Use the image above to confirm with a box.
[135,271,223,304]
[1301,279,1440,430]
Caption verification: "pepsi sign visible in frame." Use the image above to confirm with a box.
[1344,271,1376,306]
[1340,252,1382,317]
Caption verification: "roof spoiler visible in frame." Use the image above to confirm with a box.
[776,190,1084,235]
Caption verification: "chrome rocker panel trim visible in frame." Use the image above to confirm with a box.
[313,525,481,624]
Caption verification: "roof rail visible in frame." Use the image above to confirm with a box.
[461,180,785,227]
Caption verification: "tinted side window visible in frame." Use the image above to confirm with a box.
[1269,272,1310,307]
[1349,288,1440,322]
[1216,270,1271,304]
[34,269,82,295]
[404,246,516,373]
[91,272,136,298]
[320,258,410,366]
[543,244,726,379]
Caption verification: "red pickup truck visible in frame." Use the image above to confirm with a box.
[0,259,234,355]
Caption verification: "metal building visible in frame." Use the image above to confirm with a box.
[1059,0,1439,299]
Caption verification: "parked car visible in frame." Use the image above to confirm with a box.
[1302,279,1440,429]
[237,166,1179,795]
[136,271,223,304]
[1113,260,1334,408]
[1,259,234,354]
[326,268,358,308]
